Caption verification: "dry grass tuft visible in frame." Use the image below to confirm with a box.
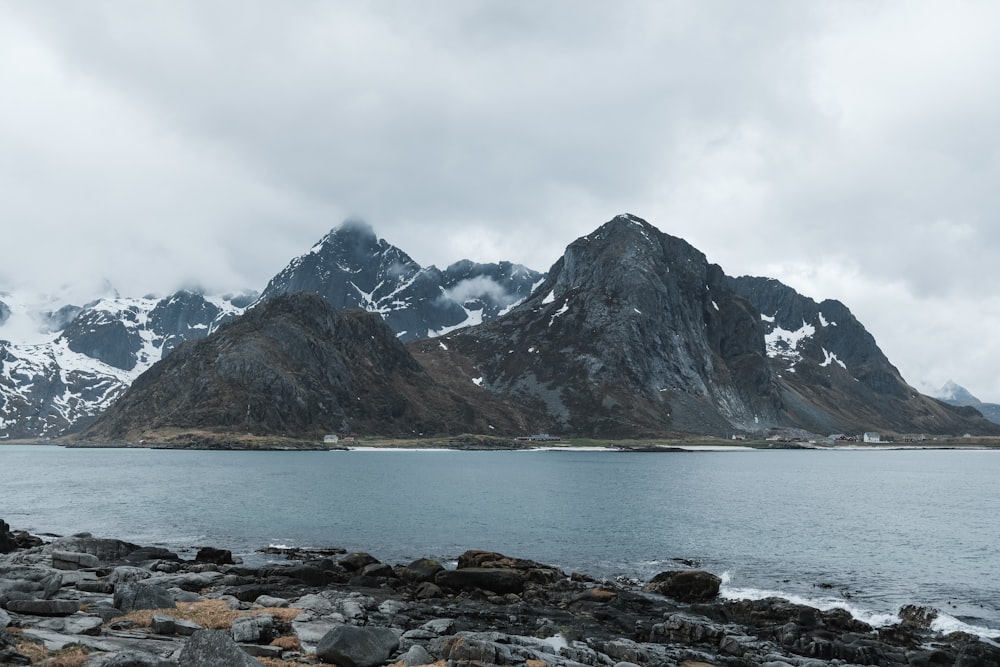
[14,638,48,663]
[116,599,299,630]
[11,639,90,666]
[270,635,302,651]
[43,645,90,667]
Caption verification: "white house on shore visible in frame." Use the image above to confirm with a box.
[863,432,881,443]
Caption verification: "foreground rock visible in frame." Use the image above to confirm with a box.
[1,522,999,666]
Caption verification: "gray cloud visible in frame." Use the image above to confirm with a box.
[3,1,1000,401]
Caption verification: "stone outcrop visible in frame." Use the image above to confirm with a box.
[2,521,1000,666]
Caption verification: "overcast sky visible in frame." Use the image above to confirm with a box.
[3,1,1000,401]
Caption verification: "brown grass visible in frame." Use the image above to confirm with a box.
[270,635,302,651]
[115,599,301,630]
[11,640,89,666]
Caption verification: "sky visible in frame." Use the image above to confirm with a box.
[2,1,1000,401]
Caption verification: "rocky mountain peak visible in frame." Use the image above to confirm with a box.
[258,220,542,341]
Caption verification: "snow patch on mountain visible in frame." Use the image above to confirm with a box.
[765,320,816,364]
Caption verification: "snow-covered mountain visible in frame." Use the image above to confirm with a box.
[0,289,252,439]
[257,220,543,341]
[934,380,1000,425]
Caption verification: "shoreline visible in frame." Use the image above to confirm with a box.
[2,523,999,666]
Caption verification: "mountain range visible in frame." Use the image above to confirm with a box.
[4,214,998,442]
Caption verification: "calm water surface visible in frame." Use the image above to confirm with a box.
[2,446,998,635]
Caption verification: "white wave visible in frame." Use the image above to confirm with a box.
[721,584,899,628]
[932,612,1000,640]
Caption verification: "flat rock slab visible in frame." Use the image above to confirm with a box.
[6,599,81,616]
[51,550,101,570]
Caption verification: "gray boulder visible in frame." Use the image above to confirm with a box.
[0,609,10,628]
[231,614,274,644]
[397,558,444,583]
[316,625,400,667]
[50,536,141,562]
[114,582,176,612]
[178,628,262,666]
[52,550,101,570]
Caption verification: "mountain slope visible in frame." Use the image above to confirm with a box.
[75,292,544,443]
[0,290,249,439]
[413,214,999,438]
[934,380,1000,425]
[413,214,783,437]
[727,277,997,435]
[257,220,542,341]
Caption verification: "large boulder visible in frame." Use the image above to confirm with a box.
[114,582,176,612]
[315,625,400,667]
[434,567,525,595]
[643,570,721,603]
[49,536,142,563]
[396,558,444,583]
[178,628,263,666]
[52,550,101,570]
[195,547,234,565]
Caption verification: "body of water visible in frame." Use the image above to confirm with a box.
[2,445,998,637]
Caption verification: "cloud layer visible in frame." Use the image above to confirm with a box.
[3,1,1000,401]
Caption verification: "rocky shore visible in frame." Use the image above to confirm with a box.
[1,520,997,667]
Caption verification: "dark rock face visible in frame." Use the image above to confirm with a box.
[61,308,144,371]
[76,292,533,441]
[728,276,1000,435]
[413,215,999,438]
[0,300,9,327]
[147,290,226,356]
[642,570,721,603]
[257,220,542,342]
[113,582,176,612]
[415,214,783,437]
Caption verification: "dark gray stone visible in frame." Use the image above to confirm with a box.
[434,567,525,594]
[643,570,721,602]
[51,550,101,570]
[339,552,380,572]
[5,599,81,616]
[397,557,444,583]
[316,624,400,667]
[151,614,176,635]
[114,581,176,612]
[177,628,263,666]
[102,650,177,667]
[195,547,233,565]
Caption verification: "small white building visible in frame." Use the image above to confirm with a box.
[862,432,881,443]
[323,434,339,444]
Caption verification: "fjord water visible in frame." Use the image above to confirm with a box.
[2,446,999,635]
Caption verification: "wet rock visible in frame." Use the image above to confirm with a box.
[642,570,721,603]
[195,547,233,565]
[177,628,263,666]
[440,634,513,665]
[340,552,380,572]
[899,604,939,630]
[397,558,444,583]
[415,582,443,599]
[0,520,18,554]
[123,546,180,564]
[315,624,401,667]
[435,567,525,594]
